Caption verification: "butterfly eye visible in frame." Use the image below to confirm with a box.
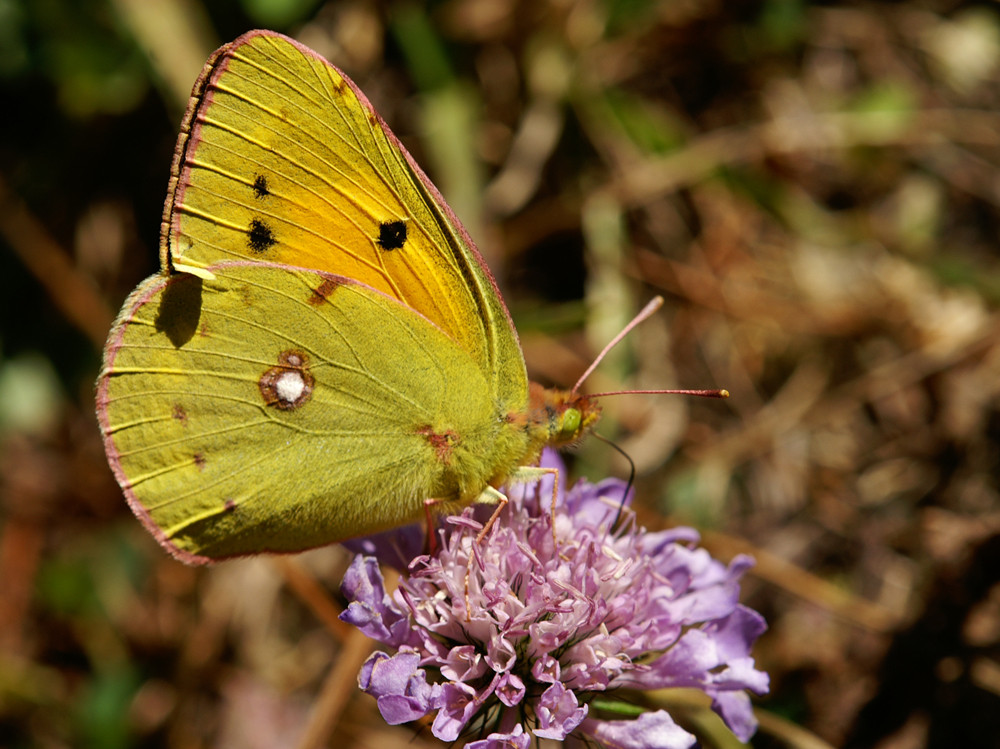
[558,408,583,441]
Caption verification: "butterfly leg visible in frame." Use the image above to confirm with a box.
[474,485,508,543]
[459,485,507,620]
[422,498,442,555]
[460,467,563,618]
[502,465,561,549]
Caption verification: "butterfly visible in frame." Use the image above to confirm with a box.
[95,30,606,563]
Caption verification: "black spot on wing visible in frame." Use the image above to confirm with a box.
[248,218,276,254]
[252,174,270,199]
[377,220,407,251]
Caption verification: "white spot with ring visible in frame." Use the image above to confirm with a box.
[275,371,306,405]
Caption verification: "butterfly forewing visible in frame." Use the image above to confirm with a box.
[164,31,527,411]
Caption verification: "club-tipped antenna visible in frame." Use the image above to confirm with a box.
[572,296,665,394]
[588,388,730,399]
[571,296,730,401]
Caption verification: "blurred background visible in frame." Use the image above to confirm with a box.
[2,0,999,747]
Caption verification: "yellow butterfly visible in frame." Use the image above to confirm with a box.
[96,30,603,563]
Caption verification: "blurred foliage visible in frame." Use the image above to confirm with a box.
[2,0,1000,747]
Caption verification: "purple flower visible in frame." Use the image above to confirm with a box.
[341,450,769,747]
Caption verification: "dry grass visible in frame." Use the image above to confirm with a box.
[1,1,999,746]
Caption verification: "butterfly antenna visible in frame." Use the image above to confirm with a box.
[572,296,665,394]
[571,295,730,400]
[592,433,636,533]
[588,388,730,398]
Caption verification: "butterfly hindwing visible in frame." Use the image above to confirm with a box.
[97,261,530,562]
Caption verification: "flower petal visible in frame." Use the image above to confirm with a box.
[464,725,531,749]
[441,644,487,682]
[357,651,438,724]
[709,605,769,662]
[533,682,588,740]
[340,556,412,647]
[432,680,489,741]
[711,690,759,743]
[496,672,526,707]
[580,711,696,749]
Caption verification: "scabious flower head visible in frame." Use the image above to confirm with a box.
[341,450,769,748]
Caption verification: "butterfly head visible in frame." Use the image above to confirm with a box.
[528,382,602,448]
